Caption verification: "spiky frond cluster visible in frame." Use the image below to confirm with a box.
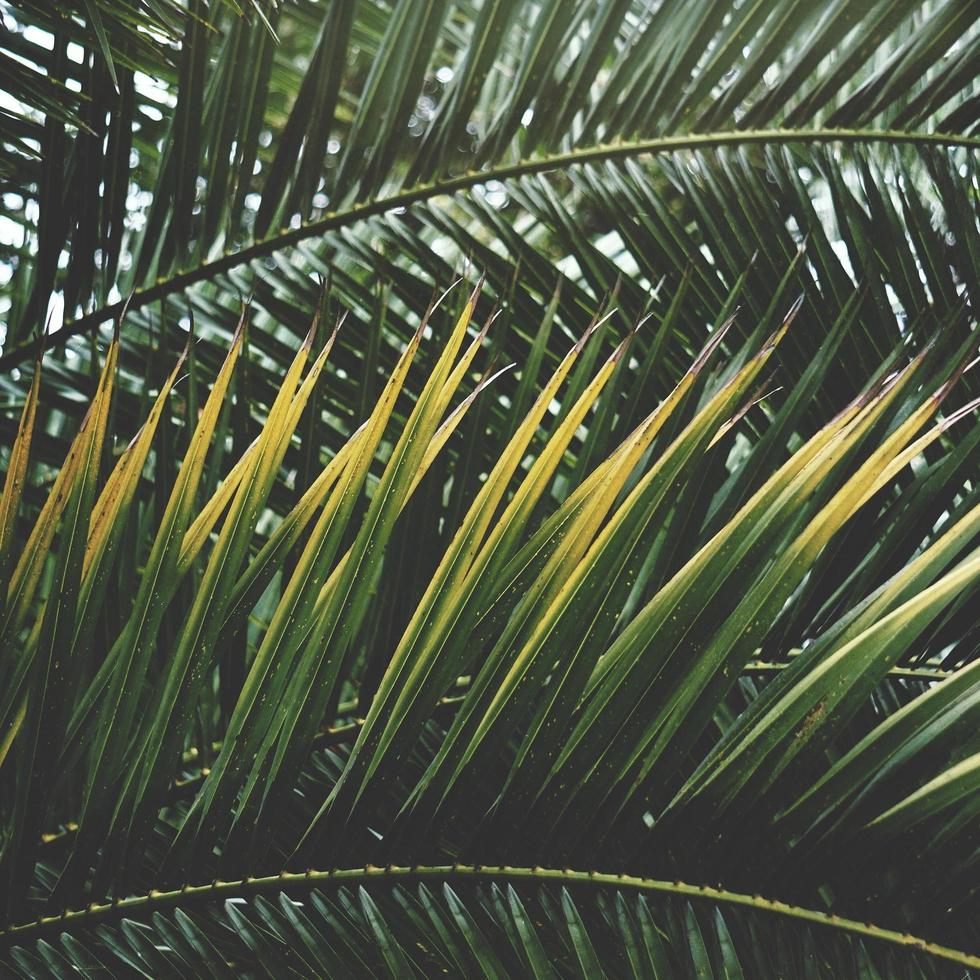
[0,1,978,976]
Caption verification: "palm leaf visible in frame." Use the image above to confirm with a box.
[1,0,979,974]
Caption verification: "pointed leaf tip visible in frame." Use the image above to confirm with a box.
[111,292,134,344]
[576,307,617,352]
[330,309,348,343]
[232,302,250,345]
[632,312,656,336]
[691,314,737,374]
[939,393,980,433]
[761,295,804,352]
[181,325,195,362]
[464,273,485,313]
[611,316,650,363]
[434,276,466,314]
[303,307,321,351]
[472,362,516,399]
[117,289,135,326]
[477,308,501,343]
[932,339,980,401]
[416,285,446,340]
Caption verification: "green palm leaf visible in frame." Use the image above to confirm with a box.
[1,0,979,974]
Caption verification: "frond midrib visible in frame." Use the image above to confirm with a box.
[4,864,978,969]
[2,125,975,372]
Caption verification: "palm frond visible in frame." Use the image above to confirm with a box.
[1,1,979,974]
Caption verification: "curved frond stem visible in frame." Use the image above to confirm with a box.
[2,126,975,371]
[3,865,978,969]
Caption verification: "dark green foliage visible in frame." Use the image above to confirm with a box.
[1,0,979,975]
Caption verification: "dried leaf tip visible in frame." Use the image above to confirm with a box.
[762,294,804,351]
[117,289,135,327]
[111,291,134,345]
[435,275,467,314]
[632,311,655,337]
[178,308,196,362]
[415,279,457,341]
[330,309,348,344]
[726,375,781,431]
[466,273,487,312]
[232,298,251,346]
[610,335,631,364]
[479,305,503,342]
[870,366,906,404]
[691,313,737,374]
[415,295,438,342]
[915,330,940,359]
[32,330,46,370]
[962,352,980,379]
[173,341,190,375]
[576,307,617,352]
[302,307,321,352]
[473,362,516,398]
[938,393,980,433]
[611,313,652,363]
[931,339,979,402]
